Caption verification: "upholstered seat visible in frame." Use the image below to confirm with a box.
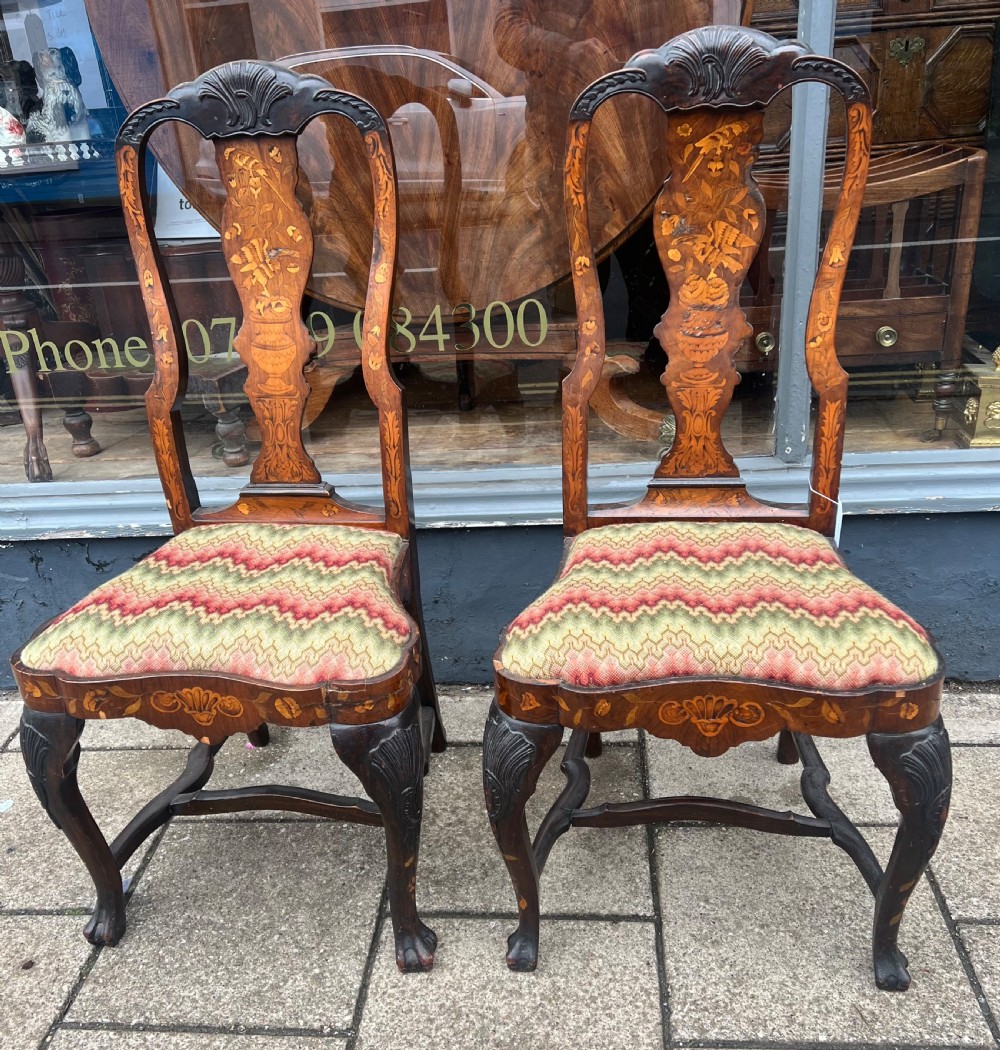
[20,522,414,686]
[497,521,940,693]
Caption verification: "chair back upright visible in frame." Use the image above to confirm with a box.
[115,62,412,537]
[563,26,872,536]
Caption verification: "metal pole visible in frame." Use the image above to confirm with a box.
[773,0,837,463]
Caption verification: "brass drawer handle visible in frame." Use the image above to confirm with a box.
[755,331,776,355]
[876,326,898,348]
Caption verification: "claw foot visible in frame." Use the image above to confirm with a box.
[83,902,126,946]
[874,946,911,991]
[395,921,437,972]
[506,927,539,972]
[24,436,52,482]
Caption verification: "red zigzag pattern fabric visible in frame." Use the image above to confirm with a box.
[19,522,415,686]
[498,521,940,691]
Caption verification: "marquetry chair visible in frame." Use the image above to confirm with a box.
[484,26,950,991]
[11,61,445,972]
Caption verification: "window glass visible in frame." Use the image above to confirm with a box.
[1,0,997,505]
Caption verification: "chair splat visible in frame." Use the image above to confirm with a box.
[652,108,765,480]
[562,24,872,534]
[217,134,320,486]
[115,59,408,534]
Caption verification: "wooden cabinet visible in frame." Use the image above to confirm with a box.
[752,1,999,152]
[743,1,992,439]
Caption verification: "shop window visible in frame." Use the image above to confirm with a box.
[2,0,998,528]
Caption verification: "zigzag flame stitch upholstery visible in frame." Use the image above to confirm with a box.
[499,522,940,691]
[20,523,414,685]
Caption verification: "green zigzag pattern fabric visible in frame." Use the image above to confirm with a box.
[19,522,414,685]
[498,521,940,691]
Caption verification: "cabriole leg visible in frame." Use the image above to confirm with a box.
[867,716,951,991]
[19,707,125,945]
[330,697,436,972]
[482,701,562,971]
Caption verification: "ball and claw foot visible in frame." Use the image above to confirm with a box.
[874,946,910,992]
[83,902,126,946]
[395,922,437,972]
[506,928,539,972]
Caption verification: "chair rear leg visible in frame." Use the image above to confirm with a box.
[20,708,126,945]
[867,716,951,991]
[400,544,446,754]
[330,697,436,972]
[776,728,799,764]
[416,630,446,754]
[482,701,562,971]
[246,724,269,748]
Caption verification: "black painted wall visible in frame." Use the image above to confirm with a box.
[1,513,998,690]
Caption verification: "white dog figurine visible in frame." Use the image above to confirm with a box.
[27,48,90,143]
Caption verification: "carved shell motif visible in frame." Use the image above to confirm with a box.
[664,26,772,104]
[482,708,535,823]
[198,62,293,130]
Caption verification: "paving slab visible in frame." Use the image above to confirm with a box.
[75,719,193,750]
[0,697,22,749]
[176,725,364,822]
[959,924,1000,1026]
[435,686,636,745]
[68,821,383,1031]
[357,917,662,1050]
[435,685,494,744]
[646,733,900,825]
[931,747,1000,921]
[50,1030,341,1049]
[0,914,93,1050]
[418,743,652,916]
[655,826,992,1045]
[0,749,187,910]
[942,686,1000,745]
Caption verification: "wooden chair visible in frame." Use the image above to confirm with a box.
[484,26,949,992]
[10,60,446,972]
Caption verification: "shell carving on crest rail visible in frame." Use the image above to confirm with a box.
[655,26,777,104]
[197,62,293,130]
[624,26,811,111]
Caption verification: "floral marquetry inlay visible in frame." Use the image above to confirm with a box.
[149,686,244,726]
[652,109,765,479]
[657,694,765,737]
[217,135,321,486]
